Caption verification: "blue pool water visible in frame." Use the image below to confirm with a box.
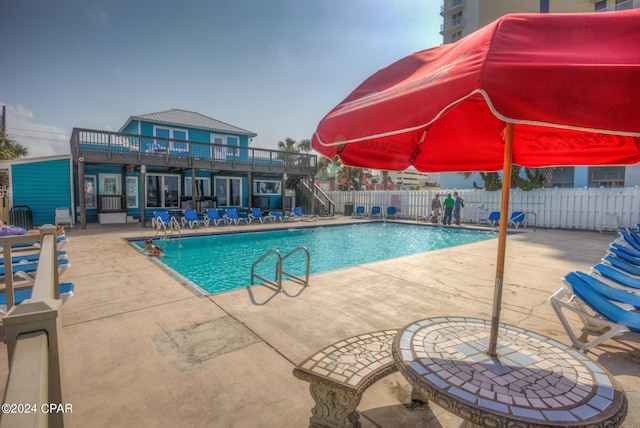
[134,223,496,294]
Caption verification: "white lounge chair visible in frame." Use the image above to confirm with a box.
[55,207,74,228]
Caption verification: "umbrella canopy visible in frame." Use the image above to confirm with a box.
[313,10,640,172]
[312,10,640,356]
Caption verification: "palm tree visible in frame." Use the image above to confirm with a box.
[277,137,299,153]
[317,156,341,191]
[0,132,28,187]
[0,132,28,160]
[297,139,311,153]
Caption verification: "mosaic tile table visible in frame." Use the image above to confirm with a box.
[393,317,627,428]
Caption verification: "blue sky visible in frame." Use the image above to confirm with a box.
[0,0,442,158]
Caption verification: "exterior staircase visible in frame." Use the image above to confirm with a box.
[286,177,335,216]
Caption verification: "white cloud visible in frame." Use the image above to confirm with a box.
[1,103,70,158]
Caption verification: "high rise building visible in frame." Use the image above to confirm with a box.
[441,0,639,44]
[437,0,640,190]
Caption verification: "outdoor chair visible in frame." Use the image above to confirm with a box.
[507,211,526,228]
[0,282,75,315]
[292,207,317,221]
[225,208,251,225]
[55,207,74,228]
[601,213,619,233]
[204,208,228,226]
[369,206,382,218]
[352,206,366,218]
[250,208,269,223]
[550,271,640,349]
[181,209,209,228]
[0,251,67,266]
[152,211,181,233]
[0,259,70,284]
[385,206,398,219]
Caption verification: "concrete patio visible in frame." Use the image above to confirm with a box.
[1,218,639,427]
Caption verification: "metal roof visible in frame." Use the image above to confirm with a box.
[121,108,257,137]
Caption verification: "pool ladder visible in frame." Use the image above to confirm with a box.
[251,246,310,290]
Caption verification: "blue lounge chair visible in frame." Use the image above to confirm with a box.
[608,246,640,267]
[292,207,317,221]
[602,254,640,277]
[352,206,365,218]
[575,271,640,309]
[225,208,251,225]
[592,263,640,291]
[610,241,640,258]
[0,282,75,314]
[508,211,526,228]
[204,208,227,226]
[617,229,640,252]
[550,271,640,349]
[0,251,67,265]
[4,236,69,251]
[370,206,382,218]
[488,211,501,226]
[181,209,209,228]
[250,208,269,224]
[270,212,284,222]
[152,211,181,233]
[627,227,640,245]
[0,259,70,284]
[385,206,398,219]
[270,211,293,222]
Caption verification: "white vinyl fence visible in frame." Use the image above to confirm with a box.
[327,187,640,231]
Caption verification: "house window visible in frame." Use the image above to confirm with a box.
[253,180,281,195]
[126,176,138,208]
[594,0,606,11]
[184,177,211,197]
[589,166,625,188]
[154,126,188,154]
[451,31,462,43]
[615,0,632,11]
[215,177,242,206]
[212,134,226,160]
[84,175,96,208]
[100,174,121,195]
[147,174,180,208]
[451,11,462,27]
[227,136,239,157]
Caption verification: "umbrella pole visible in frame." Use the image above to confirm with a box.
[488,122,514,357]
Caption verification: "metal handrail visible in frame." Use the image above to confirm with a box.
[281,246,310,286]
[251,248,283,290]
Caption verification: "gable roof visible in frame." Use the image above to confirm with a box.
[120,108,257,137]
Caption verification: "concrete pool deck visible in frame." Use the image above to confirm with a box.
[1,218,639,427]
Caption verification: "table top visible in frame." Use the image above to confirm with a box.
[393,317,627,427]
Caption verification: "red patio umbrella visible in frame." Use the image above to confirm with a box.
[312,10,640,355]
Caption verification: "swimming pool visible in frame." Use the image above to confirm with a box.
[133,223,496,294]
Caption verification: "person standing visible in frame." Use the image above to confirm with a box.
[442,193,454,225]
[453,191,464,225]
[431,194,441,223]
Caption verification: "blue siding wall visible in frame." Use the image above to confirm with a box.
[12,158,73,226]
[121,120,139,135]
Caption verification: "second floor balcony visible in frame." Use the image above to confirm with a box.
[70,128,317,176]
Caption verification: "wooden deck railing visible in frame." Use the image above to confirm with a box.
[70,128,318,176]
[98,195,126,213]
